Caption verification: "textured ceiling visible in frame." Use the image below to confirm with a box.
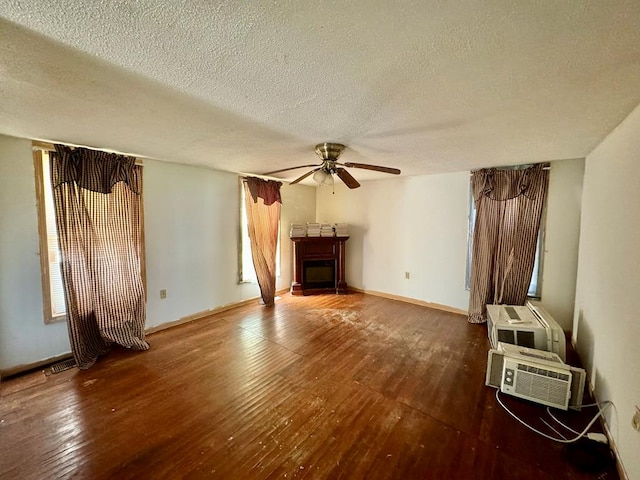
[1,1,640,183]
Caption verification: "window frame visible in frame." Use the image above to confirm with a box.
[33,147,67,324]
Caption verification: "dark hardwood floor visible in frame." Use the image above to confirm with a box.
[0,293,618,479]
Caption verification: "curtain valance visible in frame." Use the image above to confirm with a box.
[472,163,548,202]
[52,144,141,194]
[244,177,282,206]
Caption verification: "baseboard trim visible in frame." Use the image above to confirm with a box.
[569,339,627,479]
[1,351,73,380]
[602,420,629,480]
[349,287,468,316]
[585,383,629,480]
[146,289,290,335]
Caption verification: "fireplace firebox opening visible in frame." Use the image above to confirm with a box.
[303,260,336,289]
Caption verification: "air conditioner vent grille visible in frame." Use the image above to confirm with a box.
[514,367,570,407]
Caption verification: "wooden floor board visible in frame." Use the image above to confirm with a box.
[0,293,618,479]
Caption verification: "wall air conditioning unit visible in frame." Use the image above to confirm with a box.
[486,343,585,411]
[486,302,566,361]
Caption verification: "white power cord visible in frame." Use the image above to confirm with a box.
[546,403,610,440]
[495,389,612,444]
[585,433,608,444]
[546,406,582,435]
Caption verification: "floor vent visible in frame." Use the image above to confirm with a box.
[49,359,77,375]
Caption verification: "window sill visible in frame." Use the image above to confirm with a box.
[45,314,67,325]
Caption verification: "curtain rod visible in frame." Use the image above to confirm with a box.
[32,140,144,166]
[469,166,551,176]
[239,172,284,182]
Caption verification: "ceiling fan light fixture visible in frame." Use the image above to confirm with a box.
[312,169,328,184]
[312,168,335,186]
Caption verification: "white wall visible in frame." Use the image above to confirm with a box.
[317,173,471,311]
[0,134,316,372]
[535,158,585,331]
[144,160,317,327]
[144,160,253,327]
[573,103,640,479]
[278,181,318,284]
[0,135,70,370]
[317,161,584,319]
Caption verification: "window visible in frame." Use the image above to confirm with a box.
[239,186,257,283]
[34,144,147,324]
[465,175,545,298]
[33,148,67,323]
[239,180,280,283]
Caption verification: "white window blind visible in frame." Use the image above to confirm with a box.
[41,151,67,317]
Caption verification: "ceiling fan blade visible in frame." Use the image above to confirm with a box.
[342,162,401,175]
[290,168,320,185]
[335,168,361,189]
[262,164,321,176]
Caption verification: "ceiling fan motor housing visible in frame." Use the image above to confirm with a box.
[315,143,345,161]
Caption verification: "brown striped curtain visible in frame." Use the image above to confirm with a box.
[243,177,282,306]
[50,144,149,369]
[468,164,549,323]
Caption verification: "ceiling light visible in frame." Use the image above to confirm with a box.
[323,173,334,186]
[313,169,333,185]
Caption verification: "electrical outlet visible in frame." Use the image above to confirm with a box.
[632,405,640,432]
[160,289,167,299]
[405,272,410,279]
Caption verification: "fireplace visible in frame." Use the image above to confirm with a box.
[290,236,348,295]
[303,259,336,289]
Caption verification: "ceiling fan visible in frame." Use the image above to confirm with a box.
[263,143,401,189]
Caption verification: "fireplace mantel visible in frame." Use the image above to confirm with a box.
[290,236,348,295]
